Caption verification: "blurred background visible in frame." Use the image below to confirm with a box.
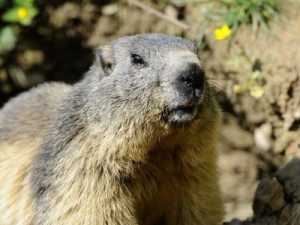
[0,0,299,222]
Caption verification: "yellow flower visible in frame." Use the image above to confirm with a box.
[17,7,28,19]
[249,85,264,99]
[214,25,232,40]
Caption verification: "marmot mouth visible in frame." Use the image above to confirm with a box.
[162,103,198,125]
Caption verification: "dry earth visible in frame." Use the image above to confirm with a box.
[0,0,300,223]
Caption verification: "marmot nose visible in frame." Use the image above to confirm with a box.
[177,64,204,90]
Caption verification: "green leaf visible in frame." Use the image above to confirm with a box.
[249,84,264,99]
[251,70,261,80]
[2,8,20,23]
[227,57,240,67]
[14,0,34,7]
[2,6,38,26]
[0,26,17,54]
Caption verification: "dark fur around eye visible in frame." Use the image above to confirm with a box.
[131,54,144,65]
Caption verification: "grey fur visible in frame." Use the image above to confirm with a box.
[0,33,223,225]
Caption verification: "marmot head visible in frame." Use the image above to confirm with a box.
[86,34,211,129]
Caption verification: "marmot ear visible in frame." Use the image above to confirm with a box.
[95,45,115,76]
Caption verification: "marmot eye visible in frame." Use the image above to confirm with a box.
[131,54,144,65]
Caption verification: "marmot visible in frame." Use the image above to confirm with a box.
[0,33,223,225]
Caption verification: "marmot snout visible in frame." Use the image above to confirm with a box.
[162,63,205,124]
[0,33,223,225]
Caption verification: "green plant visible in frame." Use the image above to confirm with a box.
[233,70,264,99]
[0,0,38,54]
[0,26,17,53]
[227,56,265,99]
[170,0,279,40]
[217,0,279,36]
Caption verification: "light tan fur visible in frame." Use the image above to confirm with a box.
[0,143,36,225]
[0,83,71,225]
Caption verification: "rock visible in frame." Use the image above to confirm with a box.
[278,204,292,225]
[291,204,300,224]
[253,177,285,216]
[227,158,300,225]
[278,204,300,225]
[276,158,300,203]
[251,216,278,225]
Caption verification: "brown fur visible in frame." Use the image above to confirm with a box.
[0,34,223,225]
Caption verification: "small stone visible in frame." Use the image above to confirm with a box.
[274,132,298,154]
[101,4,118,16]
[230,218,243,225]
[222,218,243,225]
[285,139,300,160]
[164,5,177,20]
[294,107,300,119]
[254,123,272,151]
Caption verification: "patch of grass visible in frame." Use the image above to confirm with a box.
[217,0,279,36]
[171,0,279,38]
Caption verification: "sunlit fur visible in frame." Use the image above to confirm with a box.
[0,34,223,225]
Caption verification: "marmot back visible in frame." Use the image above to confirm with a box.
[0,33,223,225]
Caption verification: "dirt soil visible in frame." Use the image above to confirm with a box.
[0,0,300,223]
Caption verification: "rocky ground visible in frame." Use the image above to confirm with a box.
[224,158,300,225]
[0,0,299,223]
